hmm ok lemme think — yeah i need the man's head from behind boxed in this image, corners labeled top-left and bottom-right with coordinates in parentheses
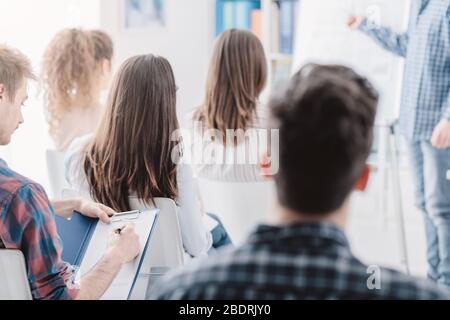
top-left (270, 64), bottom-right (378, 217)
top-left (0, 44), bottom-right (36, 145)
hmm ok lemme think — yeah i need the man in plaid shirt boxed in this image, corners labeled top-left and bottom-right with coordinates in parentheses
top-left (151, 65), bottom-right (450, 300)
top-left (348, 0), bottom-right (450, 287)
top-left (0, 44), bottom-right (141, 300)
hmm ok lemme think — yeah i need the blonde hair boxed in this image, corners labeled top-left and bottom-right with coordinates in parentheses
top-left (0, 44), bottom-right (36, 101)
top-left (195, 29), bottom-right (267, 136)
top-left (42, 29), bottom-right (113, 138)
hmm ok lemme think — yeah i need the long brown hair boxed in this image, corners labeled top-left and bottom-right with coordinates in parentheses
top-left (42, 28), bottom-right (113, 138)
top-left (83, 54), bottom-right (179, 212)
top-left (195, 29), bottom-right (267, 135)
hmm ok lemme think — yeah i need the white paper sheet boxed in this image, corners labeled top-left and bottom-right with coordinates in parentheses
top-left (78, 209), bottom-right (158, 300)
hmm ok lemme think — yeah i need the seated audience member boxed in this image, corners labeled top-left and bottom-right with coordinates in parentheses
top-left (65, 54), bottom-right (231, 257)
top-left (0, 44), bottom-right (140, 300)
top-left (42, 29), bottom-right (114, 152)
top-left (192, 29), bottom-right (269, 182)
top-left (151, 64), bottom-right (450, 300)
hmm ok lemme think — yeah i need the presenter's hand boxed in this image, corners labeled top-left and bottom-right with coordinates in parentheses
top-left (431, 120), bottom-right (450, 149)
top-left (107, 222), bottom-right (140, 264)
top-left (347, 15), bottom-right (364, 30)
top-left (78, 199), bottom-right (116, 224)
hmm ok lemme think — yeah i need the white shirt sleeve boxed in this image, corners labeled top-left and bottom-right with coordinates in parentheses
top-left (65, 138), bottom-right (213, 257)
top-left (64, 134), bottom-right (93, 198)
top-left (176, 164), bottom-right (213, 257)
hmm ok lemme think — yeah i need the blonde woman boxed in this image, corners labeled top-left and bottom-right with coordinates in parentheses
top-left (42, 29), bottom-right (114, 152)
top-left (193, 29), bottom-right (269, 182)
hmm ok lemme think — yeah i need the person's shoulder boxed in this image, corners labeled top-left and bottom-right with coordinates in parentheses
top-left (150, 244), bottom-right (450, 300)
top-left (150, 245), bottom-right (243, 299)
top-left (64, 134), bottom-right (93, 173)
top-left (347, 254), bottom-right (449, 299)
top-left (176, 162), bottom-right (195, 182)
top-left (64, 134), bottom-right (94, 195)
top-left (376, 267), bottom-right (450, 300)
top-left (66, 134), bottom-right (93, 160)
top-left (0, 171), bottom-right (50, 222)
top-left (0, 160), bottom-right (44, 203)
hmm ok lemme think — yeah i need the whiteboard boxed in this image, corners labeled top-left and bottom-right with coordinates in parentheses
top-left (292, 0), bottom-right (411, 121)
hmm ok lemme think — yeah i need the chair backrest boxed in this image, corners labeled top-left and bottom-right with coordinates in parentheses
top-left (46, 149), bottom-right (68, 199)
top-left (128, 197), bottom-right (185, 272)
top-left (0, 250), bottom-right (32, 300)
top-left (197, 179), bottom-right (277, 244)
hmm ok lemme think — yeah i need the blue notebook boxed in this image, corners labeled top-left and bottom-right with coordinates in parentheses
top-left (55, 212), bottom-right (98, 266)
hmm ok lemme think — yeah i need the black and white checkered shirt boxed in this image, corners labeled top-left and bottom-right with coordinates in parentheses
top-left (151, 222), bottom-right (450, 300)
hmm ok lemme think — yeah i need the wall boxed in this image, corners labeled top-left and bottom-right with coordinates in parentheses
top-left (99, 0), bottom-right (214, 127)
top-left (0, 0), bottom-right (412, 189)
top-left (0, 0), bottom-right (215, 192)
top-left (0, 0), bottom-right (101, 190)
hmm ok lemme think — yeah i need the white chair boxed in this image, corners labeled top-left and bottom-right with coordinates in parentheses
top-left (128, 197), bottom-right (185, 299)
top-left (46, 149), bottom-right (68, 199)
top-left (0, 250), bottom-right (32, 300)
top-left (128, 197), bottom-right (185, 270)
top-left (197, 179), bottom-right (277, 244)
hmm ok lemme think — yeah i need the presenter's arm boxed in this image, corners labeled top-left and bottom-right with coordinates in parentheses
top-left (75, 222), bottom-right (140, 300)
top-left (435, 79), bottom-right (450, 149)
top-left (347, 15), bottom-right (409, 58)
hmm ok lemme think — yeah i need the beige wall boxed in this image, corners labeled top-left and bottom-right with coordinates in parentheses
top-left (0, 0), bottom-right (101, 189)
top-left (99, 0), bottom-right (215, 127)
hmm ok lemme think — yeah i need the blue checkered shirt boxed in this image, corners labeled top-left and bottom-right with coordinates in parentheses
top-left (359, 0), bottom-right (450, 141)
top-left (150, 222), bottom-right (450, 300)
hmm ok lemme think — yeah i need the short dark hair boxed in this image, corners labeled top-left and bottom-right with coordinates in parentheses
top-left (270, 64), bottom-right (378, 214)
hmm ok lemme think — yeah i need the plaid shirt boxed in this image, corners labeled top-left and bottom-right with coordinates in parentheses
top-left (151, 222), bottom-right (450, 300)
top-left (0, 159), bottom-right (78, 300)
top-left (359, 0), bottom-right (450, 141)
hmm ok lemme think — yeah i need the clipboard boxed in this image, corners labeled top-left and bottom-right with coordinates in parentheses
top-left (111, 210), bottom-right (141, 221)
top-left (56, 209), bottom-right (159, 300)
top-left (55, 212), bottom-right (98, 266)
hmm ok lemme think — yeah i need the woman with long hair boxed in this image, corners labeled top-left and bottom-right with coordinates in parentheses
top-left (193, 29), bottom-right (269, 182)
top-left (65, 54), bottom-right (221, 257)
top-left (42, 29), bottom-right (114, 151)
